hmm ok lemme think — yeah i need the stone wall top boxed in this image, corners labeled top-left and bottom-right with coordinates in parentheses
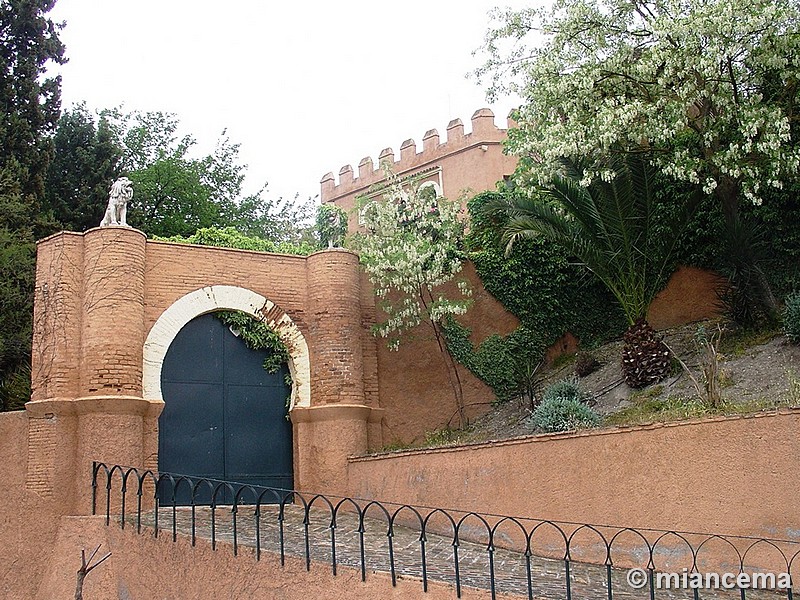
top-left (321, 108), bottom-right (513, 203)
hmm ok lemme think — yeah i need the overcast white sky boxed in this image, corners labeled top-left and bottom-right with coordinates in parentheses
top-left (49, 1), bottom-right (527, 206)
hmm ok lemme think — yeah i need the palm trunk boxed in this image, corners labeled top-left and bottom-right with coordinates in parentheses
top-left (716, 176), bottom-right (779, 318)
top-left (621, 318), bottom-right (670, 388)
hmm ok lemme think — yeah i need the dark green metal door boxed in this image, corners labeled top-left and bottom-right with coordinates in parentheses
top-left (158, 313), bottom-right (292, 501)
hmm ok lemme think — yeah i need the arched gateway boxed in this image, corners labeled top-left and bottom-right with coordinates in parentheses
top-left (29, 228), bottom-right (381, 507)
top-left (142, 286), bottom-right (309, 495)
top-left (142, 285), bottom-right (311, 409)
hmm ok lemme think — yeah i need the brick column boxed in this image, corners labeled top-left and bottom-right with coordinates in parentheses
top-left (305, 248), bottom-right (365, 405)
top-left (292, 249), bottom-right (379, 494)
top-left (27, 227), bottom-right (162, 514)
top-left (79, 226), bottom-right (146, 397)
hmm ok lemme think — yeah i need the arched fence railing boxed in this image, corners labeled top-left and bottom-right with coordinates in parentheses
top-left (93, 462), bottom-right (799, 600)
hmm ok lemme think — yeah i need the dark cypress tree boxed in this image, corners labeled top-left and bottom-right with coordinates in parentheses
top-left (43, 104), bottom-right (122, 231)
top-left (0, 0), bottom-right (65, 410)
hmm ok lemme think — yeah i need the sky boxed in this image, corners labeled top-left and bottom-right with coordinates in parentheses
top-left (48, 1), bottom-right (528, 206)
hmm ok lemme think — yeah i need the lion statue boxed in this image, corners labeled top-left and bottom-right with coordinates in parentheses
top-left (100, 177), bottom-right (133, 227)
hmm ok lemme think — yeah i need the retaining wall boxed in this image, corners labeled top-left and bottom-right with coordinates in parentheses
top-left (348, 409), bottom-right (800, 540)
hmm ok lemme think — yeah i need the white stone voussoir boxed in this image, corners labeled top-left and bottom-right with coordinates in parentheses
top-left (142, 285), bottom-right (310, 409)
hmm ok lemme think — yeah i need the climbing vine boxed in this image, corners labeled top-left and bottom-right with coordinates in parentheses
top-left (214, 310), bottom-right (290, 375)
top-left (442, 190), bottom-right (627, 403)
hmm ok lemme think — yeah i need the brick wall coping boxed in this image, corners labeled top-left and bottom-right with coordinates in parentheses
top-left (36, 229), bottom-right (358, 263)
top-left (349, 407), bottom-right (800, 463)
top-left (37, 226), bottom-right (147, 245)
top-left (26, 396), bottom-right (163, 418)
top-left (307, 247), bottom-right (360, 260)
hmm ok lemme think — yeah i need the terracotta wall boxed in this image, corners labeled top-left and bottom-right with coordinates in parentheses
top-left (347, 409), bottom-right (800, 541)
top-left (375, 261), bottom-right (519, 444)
top-left (321, 109), bottom-right (517, 231)
top-left (0, 412), bottom-right (62, 600)
top-left (648, 266), bottom-right (726, 330)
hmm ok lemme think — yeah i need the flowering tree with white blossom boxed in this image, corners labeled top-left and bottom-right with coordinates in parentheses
top-left (355, 174), bottom-right (472, 426)
top-left (475, 0), bottom-right (800, 311)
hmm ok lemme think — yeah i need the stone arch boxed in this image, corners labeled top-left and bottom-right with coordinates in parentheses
top-left (142, 285), bottom-right (311, 409)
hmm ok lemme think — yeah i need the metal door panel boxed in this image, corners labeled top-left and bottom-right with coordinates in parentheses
top-left (160, 313), bottom-right (223, 384)
top-left (159, 312), bottom-right (293, 505)
top-left (224, 381), bottom-right (293, 491)
top-left (159, 381), bottom-right (225, 478)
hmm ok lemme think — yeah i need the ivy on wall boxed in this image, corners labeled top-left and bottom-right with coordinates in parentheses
top-left (215, 310), bottom-right (290, 376)
top-left (443, 190), bottom-right (628, 403)
top-left (444, 319), bottom-right (545, 403)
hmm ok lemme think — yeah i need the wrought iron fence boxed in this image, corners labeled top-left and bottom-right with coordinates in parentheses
top-left (93, 462), bottom-right (798, 600)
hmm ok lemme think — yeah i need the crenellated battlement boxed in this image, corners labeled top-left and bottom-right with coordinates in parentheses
top-left (321, 108), bottom-right (514, 203)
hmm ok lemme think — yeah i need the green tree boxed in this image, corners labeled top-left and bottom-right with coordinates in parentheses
top-left (0, 0), bottom-right (65, 411)
top-left (42, 103), bottom-right (122, 231)
top-left (486, 153), bottom-right (697, 387)
top-left (99, 108), bottom-right (315, 241)
top-left (475, 0), bottom-right (800, 314)
top-left (354, 173), bottom-right (472, 426)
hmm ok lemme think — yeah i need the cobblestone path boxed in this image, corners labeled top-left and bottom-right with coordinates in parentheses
top-left (128, 505), bottom-right (781, 600)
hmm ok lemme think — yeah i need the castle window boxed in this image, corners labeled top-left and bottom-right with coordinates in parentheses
top-left (417, 181), bottom-right (442, 200)
top-left (358, 201), bottom-right (378, 226)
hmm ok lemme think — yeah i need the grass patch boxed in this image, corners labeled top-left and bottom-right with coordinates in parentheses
top-left (604, 395), bottom-right (711, 426)
top-left (424, 425), bottom-right (474, 447)
top-left (719, 325), bottom-right (781, 357)
top-left (605, 393), bottom-right (796, 428)
top-left (377, 439), bottom-right (417, 453)
top-left (789, 370), bottom-right (800, 404)
top-left (549, 352), bottom-right (577, 371)
top-left (375, 424), bottom-right (477, 454)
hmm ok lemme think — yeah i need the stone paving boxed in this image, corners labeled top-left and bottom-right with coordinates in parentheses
top-left (126, 505), bottom-right (783, 600)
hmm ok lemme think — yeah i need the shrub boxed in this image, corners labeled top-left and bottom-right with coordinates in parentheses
top-left (529, 396), bottom-right (600, 433)
top-left (528, 378), bottom-right (599, 432)
top-left (541, 377), bottom-right (593, 404)
top-left (784, 292), bottom-right (800, 344)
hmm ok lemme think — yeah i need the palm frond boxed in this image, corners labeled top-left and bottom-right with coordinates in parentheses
top-left (495, 151), bottom-right (697, 324)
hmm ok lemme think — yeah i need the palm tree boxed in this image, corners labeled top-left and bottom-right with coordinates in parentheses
top-left (489, 153), bottom-right (698, 387)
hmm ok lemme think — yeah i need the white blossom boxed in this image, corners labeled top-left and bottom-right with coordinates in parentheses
top-left (353, 172), bottom-right (472, 349)
top-left (474, 0), bottom-right (800, 204)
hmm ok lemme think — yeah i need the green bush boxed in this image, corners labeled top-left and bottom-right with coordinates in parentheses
top-left (784, 292), bottom-right (800, 344)
top-left (529, 396), bottom-right (600, 433)
top-left (154, 226), bottom-right (316, 255)
top-left (542, 376), bottom-right (593, 404)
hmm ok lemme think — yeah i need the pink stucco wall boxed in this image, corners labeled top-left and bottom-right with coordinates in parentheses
top-left (347, 409), bottom-right (800, 541)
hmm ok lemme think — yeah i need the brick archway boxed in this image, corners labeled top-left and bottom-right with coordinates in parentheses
top-left (142, 285), bottom-right (311, 409)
